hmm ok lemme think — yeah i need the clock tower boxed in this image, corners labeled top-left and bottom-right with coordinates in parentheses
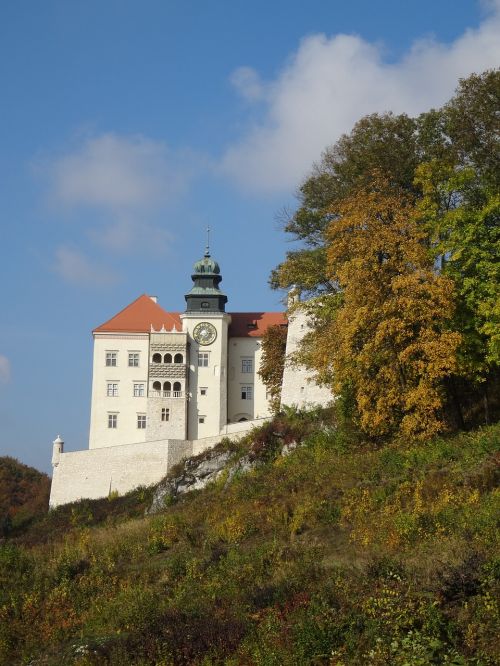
top-left (181, 240), bottom-right (230, 439)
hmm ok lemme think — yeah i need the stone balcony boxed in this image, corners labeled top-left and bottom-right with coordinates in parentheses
top-left (150, 390), bottom-right (185, 399)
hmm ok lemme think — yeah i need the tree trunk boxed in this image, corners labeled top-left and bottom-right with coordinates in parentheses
top-left (483, 384), bottom-right (490, 425)
top-left (447, 376), bottom-right (466, 430)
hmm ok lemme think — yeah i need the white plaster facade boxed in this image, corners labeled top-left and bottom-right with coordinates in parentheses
top-left (89, 333), bottom-right (150, 448)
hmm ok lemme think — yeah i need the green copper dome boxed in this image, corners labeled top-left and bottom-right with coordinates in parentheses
top-left (193, 249), bottom-right (221, 275)
top-left (185, 245), bottom-right (228, 313)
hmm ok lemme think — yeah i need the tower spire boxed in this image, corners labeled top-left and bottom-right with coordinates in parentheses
top-left (205, 225), bottom-right (211, 257)
top-left (185, 231), bottom-right (227, 313)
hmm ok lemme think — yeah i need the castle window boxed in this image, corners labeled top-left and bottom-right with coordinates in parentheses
top-left (200, 387), bottom-right (207, 396)
top-left (241, 385), bottom-right (253, 400)
top-left (198, 416), bottom-right (205, 424)
top-left (133, 383), bottom-right (145, 397)
top-left (152, 353), bottom-right (162, 364)
top-left (152, 381), bottom-right (161, 391)
top-left (161, 408), bottom-right (170, 422)
top-left (128, 352), bottom-right (139, 367)
top-left (241, 358), bottom-right (253, 373)
top-left (105, 352), bottom-right (117, 367)
top-left (173, 382), bottom-right (181, 394)
top-left (201, 302), bottom-right (209, 308)
top-left (108, 414), bottom-right (117, 428)
top-left (174, 353), bottom-right (183, 364)
top-left (164, 353), bottom-right (172, 363)
top-left (137, 414), bottom-right (146, 429)
top-left (107, 383), bottom-right (119, 397)
top-left (198, 352), bottom-right (209, 367)
top-left (163, 381), bottom-right (171, 392)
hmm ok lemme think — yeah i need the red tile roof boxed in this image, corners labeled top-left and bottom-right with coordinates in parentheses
top-left (93, 294), bottom-right (181, 333)
top-left (93, 295), bottom-right (287, 337)
top-left (228, 312), bottom-right (287, 337)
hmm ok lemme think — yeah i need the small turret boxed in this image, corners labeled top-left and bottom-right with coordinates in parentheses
top-left (52, 435), bottom-right (64, 467)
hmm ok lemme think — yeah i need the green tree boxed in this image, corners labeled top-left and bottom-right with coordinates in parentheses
top-left (273, 69), bottom-right (500, 430)
top-left (258, 324), bottom-right (288, 413)
top-left (415, 70), bottom-right (500, 380)
top-left (416, 163), bottom-right (500, 374)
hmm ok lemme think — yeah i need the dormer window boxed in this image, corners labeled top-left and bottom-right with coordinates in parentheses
top-left (247, 322), bottom-right (257, 330)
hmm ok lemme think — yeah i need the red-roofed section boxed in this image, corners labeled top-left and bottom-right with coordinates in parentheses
top-left (93, 294), bottom-right (181, 333)
top-left (228, 312), bottom-right (287, 337)
top-left (93, 296), bottom-right (286, 337)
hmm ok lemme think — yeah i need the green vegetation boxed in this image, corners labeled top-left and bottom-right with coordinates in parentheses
top-left (0, 457), bottom-right (50, 537)
top-left (1, 410), bottom-right (499, 664)
top-left (258, 323), bottom-right (288, 414)
top-left (272, 70), bottom-right (499, 436)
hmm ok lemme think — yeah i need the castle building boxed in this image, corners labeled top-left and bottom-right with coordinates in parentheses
top-left (49, 247), bottom-right (331, 507)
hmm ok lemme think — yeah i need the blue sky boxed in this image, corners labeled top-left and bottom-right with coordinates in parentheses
top-left (1, 0), bottom-right (499, 472)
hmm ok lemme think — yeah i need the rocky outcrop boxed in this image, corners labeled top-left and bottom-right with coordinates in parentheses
top-left (148, 448), bottom-right (250, 513)
top-left (148, 438), bottom-right (299, 514)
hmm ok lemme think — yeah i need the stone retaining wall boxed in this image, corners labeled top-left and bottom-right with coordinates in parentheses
top-left (49, 417), bottom-right (268, 507)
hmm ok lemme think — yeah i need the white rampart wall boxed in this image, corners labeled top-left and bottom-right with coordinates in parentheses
top-left (280, 307), bottom-right (333, 409)
top-left (50, 417), bottom-right (268, 507)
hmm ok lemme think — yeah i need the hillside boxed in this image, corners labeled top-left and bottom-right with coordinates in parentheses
top-left (0, 411), bottom-right (499, 665)
top-left (0, 457), bottom-right (50, 536)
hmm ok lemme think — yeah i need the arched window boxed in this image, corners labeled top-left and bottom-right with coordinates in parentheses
top-left (173, 381), bottom-right (181, 393)
top-left (164, 353), bottom-right (172, 364)
top-left (174, 353), bottom-right (183, 364)
top-left (238, 417), bottom-right (248, 422)
top-left (152, 381), bottom-right (161, 391)
top-left (163, 381), bottom-right (171, 392)
top-left (152, 353), bottom-right (162, 364)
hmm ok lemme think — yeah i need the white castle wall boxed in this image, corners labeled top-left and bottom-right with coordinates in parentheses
top-left (49, 417), bottom-right (268, 507)
top-left (89, 333), bottom-right (150, 449)
top-left (227, 337), bottom-right (271, 422)
top-left (280, 306), bottom-right (333, 410)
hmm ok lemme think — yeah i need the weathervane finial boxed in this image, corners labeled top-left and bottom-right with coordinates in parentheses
top-left (205, 225), bottom-right (211, 257)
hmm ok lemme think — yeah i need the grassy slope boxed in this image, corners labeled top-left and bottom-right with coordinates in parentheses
top-left (0, 413), bottom-right (499, 665)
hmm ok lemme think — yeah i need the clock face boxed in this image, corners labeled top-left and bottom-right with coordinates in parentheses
top-left (193, 322), bottom-right (217, 346)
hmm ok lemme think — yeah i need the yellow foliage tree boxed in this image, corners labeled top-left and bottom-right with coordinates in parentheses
top-left (315, 178), bottom-right (461, 439)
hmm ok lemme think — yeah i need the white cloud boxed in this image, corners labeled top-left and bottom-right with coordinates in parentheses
top-left (53, 246), bottom-right (120, 286)
top-left (230, 66), bottom-right (265, 102)
top-left (0, 356), bottom-right (11, 384)
top-left (222, 2), bottom-right (500, 193)
top-left (42, 133), bottom-right (194, 253)
top-left (52, 133), bottom-right (185, 211)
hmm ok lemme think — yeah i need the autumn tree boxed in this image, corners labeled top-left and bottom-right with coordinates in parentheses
top-left (258, 324), bottom-right (288, 413)
top-left (305, 179), bottom-right (461, 439)
top-left (270, 112), bottom-right (421, 296)
top-left (273, 69), bottom-right (499, 431)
